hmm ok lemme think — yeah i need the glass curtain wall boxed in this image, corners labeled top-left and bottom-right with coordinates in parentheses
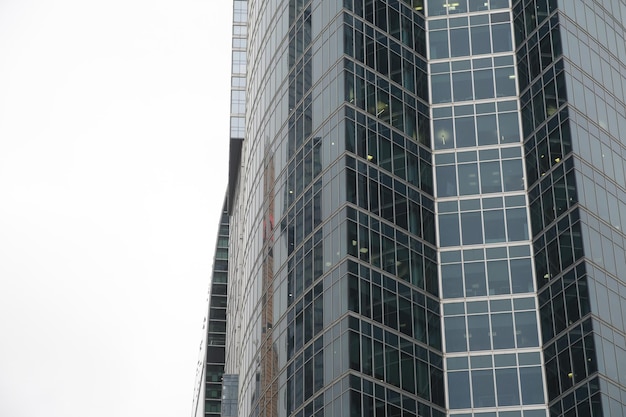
top-left (428, 1), bottom-right (549, 417)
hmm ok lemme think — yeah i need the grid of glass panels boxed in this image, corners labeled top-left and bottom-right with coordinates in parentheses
top-left (513, 0), bottom-right (626, 416)
top-left (427, 2), bottom-right (548, 416)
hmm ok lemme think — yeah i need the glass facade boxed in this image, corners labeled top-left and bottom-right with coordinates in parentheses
top-left (514, 0), bottom-right (626, 416)
top-left (212, 0), bottom-right (626, 417)
top-left (192, 197), bottom-right (231, 417)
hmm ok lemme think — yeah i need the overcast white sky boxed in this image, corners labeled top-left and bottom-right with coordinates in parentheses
top-left (0, 1), bottom-right (232, 416)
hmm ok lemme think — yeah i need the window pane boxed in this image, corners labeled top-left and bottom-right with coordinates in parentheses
top-left (473, 69), bottom-right (495, 99)
top-left (498, 112), bottom-right (520, 143)
top-left (476, 114), bottom-right (498, 145)
top-left (515, 311), bottom-right (539, 347)
top-left (510, 258), bottom-right (533, 293)
top-left (431, 74), bottom-right (452, 104)
top-left (448, 371), bottom-right (472, 408)
top-left (458, 163), bottom-right (480, 195)
top-left (429, 30), bottom-right (449, 58)
top-left (487, 260), bottom-right (510, 294)
top-left (502, 159), bottom-right (524, 191)
top-left (448, 0), bottom-right (467, 14)
top-left (471, 26), bottom-right (491, 55)
top-left (491, 23), bottom-right (512, 53)
top-left (453, 71), bottom-right (473, 101)
top-left (519, 367), bottom-right (545, 404)
top-left (439, 214), bottom-right (461, 246)
top-left (468, 315), bottom-right (491, 350)
top-left (495, 67), bottom-right (517, 97)
top-left (491, 313), bottom-right (515, 349)
top-left (480, 161), bottom-right (502, 193)
top-left (445, 316), bottom-right (467, 352)
top-left (437, 165), bottom-right (457, 197)
top-left (461, 211), bottom-right (483, 245)
top-left (496, 368), bottom-right (520, 406)
top-left (450, 28), bottom-right (470, 57)
top-left (483, 209), bottom-right (506, 243)
top-left (465, 262), bottom-right (487, 296)
top-left (506, 208), bottom-right (528, 241)
top-left (455, 116), bottom-right (476, 147)
top-left (468, 0), bottom-right (488, 11)
top-left (428, 0), bottom-right (449, 16)
top-left (472, 369), bottom-right (496, 407)
top-left (433, 118), bottom-right (454, 149)
top-left (442, 263), bottom-right (464, 298)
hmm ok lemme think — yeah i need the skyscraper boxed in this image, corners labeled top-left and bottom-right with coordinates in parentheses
top-left (192, 197), bottom-right (230, 417)
top-left (196, 0), bottom-right (626, 416)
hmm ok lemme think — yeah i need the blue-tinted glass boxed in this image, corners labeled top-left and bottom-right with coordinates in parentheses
top-left (433, 118), bottom-right (454, 148)
top-left (480, 161), bottom-right (502, 193)
top-left (490, 0), bottom-right (509, 8)
top-left (448, 371), bottom-right (472, 408)
top-left (495, 67), bottom-right (517, 97)
top-left (439, 214), bottom-right (461, 246)
top-left (515, 312), bottom-right (539, 347)
top-left (461, 212), bottom-right (483, 245)
top-left (465, 262), bottom-right (487, 296)
top-left (487, 260), bottom-right (510, 295)
top-left (445, 316), bottom-right (467, 352)
top-left (473, 69), bottom-right (495, 100)
top-left (498, 112), bottom-right (520, 143)
top-left (510, 258), bottom-right (533, 293)
top-left (491, 23), bottom-right (512, 53)
top-left (458, 163), bottom-right (480, 195)
top-left (429, 30), bottom-right (449, 58)
top-left (519, 367), bottom-right (544, 404)
top-left (496, 368), bottom-right (520, 406)
top-left (431, 74), bottom-right (452, 104)
top-left (453, 71), bottom-right (473, 102)
top-left (491, 313), bottom-right (515, 349)
top-left (506, 208), bottom-right (528, 241)
top-left (450, 28), bottom-right (470, 57)
top-left (442, 263), bottom-right (464, 298)
top-left (468, 314), bottom-right (491, 350)
top-left (483, 209), bottom-right (506, 243)
top-left (472, 369), bottom-right (496, 407)
top-left (468, 0), bottom-right (488, 11)
top-left (476, 114), bottom-right (498, 145)
top-left (502, 159), bottom-right (524, 191)
top-left (471, 26), bottom-right (491, 55)
top-left (437, 165), bottom-right (457, 197)
top-left (448, 0), bottom-right (467, 14)
top-left (455, 116), bottom-right (476, 147)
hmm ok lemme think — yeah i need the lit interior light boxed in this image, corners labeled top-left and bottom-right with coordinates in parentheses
top-left (555, 157), bottom-right (561, 163)
top-left (543, 273), bottom-right (550, 279)
top-left (443, 2), bottom-right (460, 9)
top-left (352, 240), bottom-right (357, 246)
top-left (289, 190), bottom-right (293, 194)
top-left (360, 248), bottom-right (369, 253)
top-left (508, 74), bottom-right (516, 79)
top-left (567, 372), bottom-right (573, 378)
top-left (376, 102), bottom-right (388, 116)
top-left (367, 155), bottom-right (374, 161)
top-left (437, 128), bottom-right (450, 145)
